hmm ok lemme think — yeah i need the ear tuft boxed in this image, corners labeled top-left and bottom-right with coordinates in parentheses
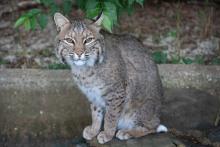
top-left (54, 12), bottom-right (70, 31)
top-left (91, 13), bottom-right (104, 32)
top-left (93, 12), bottom-right (104, 27)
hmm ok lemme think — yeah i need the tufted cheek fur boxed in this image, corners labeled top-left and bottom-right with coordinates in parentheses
top-left (55, 41), bottom-right (68, 64)
top-left (86, 39), bottom-right (105, 65)
top-left (56, 37), bottom-right (105, 67)
top-left (54, 12), bottom-right (104, 66)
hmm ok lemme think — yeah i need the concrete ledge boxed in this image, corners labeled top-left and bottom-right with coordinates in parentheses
top-left (1, 64), bottom-right (220, 97)
top-left (0, 64), bottom-right (219, 143)
top-left (0, 69), bottom-right (73, 90)
top-left (158, 64), bottom-right (220, 97)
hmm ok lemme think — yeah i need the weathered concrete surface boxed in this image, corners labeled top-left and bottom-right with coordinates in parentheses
top-left (158, 64), bottom-right (220, 98)
top-left (0, 134), bottom-right (186, 147)
top-left (1, 64), bottom-right (220, 97)
top-left (0, 69), bottom-right (91, 140)
top-left (88, 134), bottom-right (185, 147)
top-left (161, 88), bottom-right (219, 130)
top-left (0, 65), bottom-right (220, 146)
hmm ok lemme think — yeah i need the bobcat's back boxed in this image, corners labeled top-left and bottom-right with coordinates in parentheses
top-left (103, 32), bottom-right (163, 102)
top-left (102, 33), bottom-right (163, 126)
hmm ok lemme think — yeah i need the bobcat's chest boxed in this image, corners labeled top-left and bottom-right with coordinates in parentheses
top-left (78, 84), bottom-right (105, 107)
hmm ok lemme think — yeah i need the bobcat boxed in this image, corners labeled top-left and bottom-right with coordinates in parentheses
top-left (54, 13), bottom-right (167, 144)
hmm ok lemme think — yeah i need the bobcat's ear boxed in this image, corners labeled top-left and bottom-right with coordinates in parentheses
top-left (90, 12), bottom-right (104, 32)
top-left (54, 12), bottom-right (70, 32)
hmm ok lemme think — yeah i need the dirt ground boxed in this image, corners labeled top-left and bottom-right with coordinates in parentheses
top-left (0, 0), bottom-right (220, 68)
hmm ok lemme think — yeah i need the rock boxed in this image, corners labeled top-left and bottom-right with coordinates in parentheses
top-left (208, 127), bottom-right (220, 142)
top-left (0, 21), bottom-right (10, 29)
top-left (180, 37), bottom-right (220, 59)
top-left (162, 88), bottom-right (220, 131)
top-left (196, 38), bottom-right (219, 55)
top-left (88, 134), bottom-right (185, 147)
top-left (3, 55), bottom-right (17, 63)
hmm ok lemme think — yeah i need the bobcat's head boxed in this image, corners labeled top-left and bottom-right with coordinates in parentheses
top-left (54, 13), bottom-right (105, 67)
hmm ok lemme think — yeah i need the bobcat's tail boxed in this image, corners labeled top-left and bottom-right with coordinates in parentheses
top-left (156, 124), bottom-right (168, 133)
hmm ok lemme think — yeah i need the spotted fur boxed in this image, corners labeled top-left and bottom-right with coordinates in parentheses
top-left (54, 13), bottom-right (167, 144)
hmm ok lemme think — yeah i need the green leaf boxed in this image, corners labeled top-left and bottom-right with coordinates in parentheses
top-left (102, 14), bottom-right (113, 32)
top-left (113, 0), bottom-right (123, 7)
top-left (103, 2), bottom-right (117, 24)
top-left (49, 4), bottom-right (59, 15)
top-left (161, 52), bottom-right (167, 63)
top-left (40, 0), bottom-right (54, 7)
top-left (182, 58), bottom-right (193, 64)
top-left (30, 17), bottom-right (37, 30)
top-left (128, 0), bottom-right (135, 5)
top-left (14, 16), bottom-right (27, 28)
top-left (152, 51), bottom-right (167, 64)
top-left (135, 0), bottom-right (144, 6)
top-left (0, 58), bottom-right (9, 65)
top-left (29, 8), bottom-right (41, 15)
top-left (152, 52), bottom-right (161, 63)
top-left (37, 14), bottom-right (48, 29)
top-left (14, 8), bottom-right (41, 30)
top-left (102, 2), bottom-right (119, 32)
top-left (167, 30), bottom-right (177, 38)
top-left (76, 0), bottom-right (87, 10)
top-left (194, 55), bottom-right (205, 64)
top-left (47, 63), bottom-right (70, 69)
top-left (171, 56), bottom-right (181, 64)
top-left (63, 0), bottom-right (73, 15)
top-left (211, 57), bottom-right (220, 65)
top-left (85, 0), bottom-right (101, 18)
top-left (24, 19), bottom-right (31, 31)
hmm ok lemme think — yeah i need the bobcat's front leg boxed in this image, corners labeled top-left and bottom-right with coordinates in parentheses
top-left (97, 94), bottom-right (124, 144)
top-left (83, 104), bottom-right (103, 140)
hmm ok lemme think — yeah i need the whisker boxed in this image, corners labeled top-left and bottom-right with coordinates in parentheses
top-left (68, 53), bottom-right (74, 56)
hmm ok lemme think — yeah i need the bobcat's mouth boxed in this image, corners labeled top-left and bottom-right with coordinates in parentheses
top-left (73, 60), bottom-right (86, 66)
top-left (68, 53), bottom-right (88, 66)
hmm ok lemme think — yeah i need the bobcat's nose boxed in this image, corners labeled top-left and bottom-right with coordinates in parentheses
top-left (75, 49), bottom-right (84, 57)
top-left (73, 52), bottom-right (85, 60)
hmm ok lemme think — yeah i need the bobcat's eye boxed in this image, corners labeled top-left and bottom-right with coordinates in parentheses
top-left (84, 37), bottom-right (94, 44)
top-left (64, 38), bottom-right (75, 45)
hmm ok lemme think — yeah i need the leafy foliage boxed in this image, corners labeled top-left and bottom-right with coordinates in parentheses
top-left (182, 58), bottom-right (193, 64)
top-left (0, 58), bottom-right (9, 65)
top-left (167, 30), bottom-right (177, 38)
top-left (14, 0), bottom-right (145, 32)
top-left (151, 51), bottom-right (218, 65)
top-left (152, 51), bottom-right (168, 64)
top-left (211, 57), bottom-right (220, 65)
top-left (14, 8), bottom-right (46, 30)
top-left (47, 63), bottom-right (70, 69)
top-left (194, 55), bottom-right (205, 64)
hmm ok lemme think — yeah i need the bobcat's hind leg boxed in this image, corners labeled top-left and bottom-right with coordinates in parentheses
top-left (116, 111), bottom-right (161, 140)
top-left (83, 104), bottom-right (103, 140)
top-left (116, 126), bottom-right (155, 140)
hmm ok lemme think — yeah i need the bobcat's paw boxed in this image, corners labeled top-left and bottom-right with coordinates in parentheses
top-left (97, 131), bottom-right (114, 144)
top-left (116, 130), bottom-right (132, 140)
top-left (83, 126), bottom-right (99, 140)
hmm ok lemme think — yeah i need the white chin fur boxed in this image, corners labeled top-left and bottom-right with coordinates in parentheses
top-left (74, 60), bottom-right (86, 66)
top-left (156, 124), bottom-right (168, 133)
